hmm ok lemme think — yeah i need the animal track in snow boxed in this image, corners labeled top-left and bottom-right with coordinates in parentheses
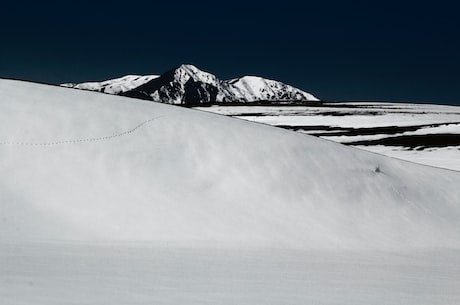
top-left (0, 116), bottom-right (166, 147)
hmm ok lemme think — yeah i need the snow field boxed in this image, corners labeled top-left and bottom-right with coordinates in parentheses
top-left (2, 79), bottom-right (460, 304)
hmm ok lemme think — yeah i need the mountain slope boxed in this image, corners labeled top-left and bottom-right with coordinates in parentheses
top-left (1, 79), bottom-right (460, 249)
top-left (62, 64), bottom-right (319, 104)
top-left (62, 74), bottom-right (159, 94)
top-left (223, 75), bottom-right (317, 102)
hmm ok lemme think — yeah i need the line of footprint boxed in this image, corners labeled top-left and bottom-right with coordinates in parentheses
top-left (0, 116), bottom-right (164, 146)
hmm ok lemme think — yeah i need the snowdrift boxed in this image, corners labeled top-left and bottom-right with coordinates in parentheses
top-left (1, 79), bottom-right (460, 249)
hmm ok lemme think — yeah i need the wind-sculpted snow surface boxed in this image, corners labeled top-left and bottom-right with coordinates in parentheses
top-left (1, 79), bottom-right (460, 249)
top-left (2, 79), bottom-right (460, 305)
top-left (2, 243), bottom-right (459, 305)
top-left (0, 116), bottom-right (165, 146)
top-left (198, 103), bottom-right (460, 171)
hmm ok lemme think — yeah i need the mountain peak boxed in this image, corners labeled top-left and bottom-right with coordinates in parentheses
top-left (178, 63), bottom-right (200, 71)
top-left (172, 64), bottom-right (219, 86)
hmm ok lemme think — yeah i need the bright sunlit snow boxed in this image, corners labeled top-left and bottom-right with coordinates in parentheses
top-left (62, 74), bottom-right (159, 94)
top-left (196, 103), bottom-right (460, 171)
top-left (1, 79), bottom-right (460, 304)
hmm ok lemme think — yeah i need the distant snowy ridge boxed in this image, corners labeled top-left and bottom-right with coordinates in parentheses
top-left (62, 64), bottom-right (319, 104)
top-left (61, 74), bottom-right (159, 95)
top-left (224, 75), bottom-right (317, 103)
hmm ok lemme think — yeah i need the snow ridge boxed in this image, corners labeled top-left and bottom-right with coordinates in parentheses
top-left (62, 74), bottom-right (159, 95)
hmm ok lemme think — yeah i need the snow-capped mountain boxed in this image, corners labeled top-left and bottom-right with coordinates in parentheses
top-left (123, 64), bottom-right (222, 104)
top-left (61, 74), bottom-right (159, 95)
top-left (62, 64), bottom-right (319, 104)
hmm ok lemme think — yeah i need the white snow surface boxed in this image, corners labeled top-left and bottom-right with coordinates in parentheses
top-left (214, 107), bottom-right (460, 128)
top-left (324, 123), bottom-right (460, 144)
top-left (176, 64), bottom-right (220, 85)
top-left (62, 74), bottom-right (159, 94)
top-left (222, 75), bottom-right (319, 102)
top-left (407, 123), bottom-right (460, 135)
top-left (1, 79), bottom-right (460, 248)
top-left (2, 80), bottom-right (460, 304)
top-left (358, 145), bottom-right (460, 171)
top-left (0, 80), bottom-right (460, 248)
top-left (2, 242), bottom-right (459, 305)
top-left (196, 104), bottom-right (460, 171)
top-left (195, 103), bottom-right (460, 127)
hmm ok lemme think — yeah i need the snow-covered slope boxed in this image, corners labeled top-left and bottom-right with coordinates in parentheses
top-left (62, 74), bottom-right (159, 95)
top-left (197, 103), bottom-right (460, 171)
top-left (62, 64), bottom-right (319, 104)
top-left (3, 79), bottom-right (460, 305)
top-left (223, 75), bottom-right (318, 102)
top-left (1, 79), bottom-right (460, 249)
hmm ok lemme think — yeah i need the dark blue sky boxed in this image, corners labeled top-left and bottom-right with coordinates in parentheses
top-left (1, 1), bottom-right (459, 104)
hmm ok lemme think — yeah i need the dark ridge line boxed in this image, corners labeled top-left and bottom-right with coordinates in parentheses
top-left (192, 101), bottom-right (460, 109)
top-left (276, 125), bottom-right (346, 132)
top-left (232, 111), bottom-right (385, 117)
top-left (189, 101), bottom-right (394, 108)
top-left (325, 100), bottom-right (460, 108)
top-left (346, 134), bottom-right (460, 150)
top-left (277, 122), bottom-right (460, 137)
top-left (186, 100), bottom-right (325, 107)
